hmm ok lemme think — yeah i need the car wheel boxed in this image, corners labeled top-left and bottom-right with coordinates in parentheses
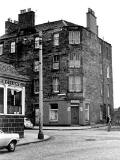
top-left (7, 141), bottom-right (16, 152)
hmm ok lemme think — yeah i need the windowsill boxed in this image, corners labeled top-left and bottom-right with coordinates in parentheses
top-left (49, 120), bottom-right (58, 122)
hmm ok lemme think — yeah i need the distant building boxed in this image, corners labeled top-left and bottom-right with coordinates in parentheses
top-left (0, 8), bottom-right (114, 125)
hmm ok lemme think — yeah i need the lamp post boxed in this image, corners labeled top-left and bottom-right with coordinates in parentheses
top-left (38, 31), bottom-right (44, 139)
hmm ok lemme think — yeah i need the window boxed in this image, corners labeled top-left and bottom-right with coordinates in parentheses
top-left (69, 76), bottom-right (81, 92)
top-left (53, 55), bottom-right (59, 70)
top-left (100, 64), bottom-right (102, 75)
top-left (49, 104), bottom-right (58, 121)
top-left (69, 31), bottom-right (80, 44)
top-left (107, 105), bottom-right (110, 116)
top-left (107, 66), bottom-right (110, 78)
top-left (35, 37), bottom-right (39, 49)
top-left (69, 53), bottom-right (81, 68)
top-left (7, 88), bottom-right (22, 114)
top-left (53, 33), bottom-right (59, 46)
top-left (106, 47), bottom-right (109, 59)
top-left (34, 61), bottom-right (39, 72)
top-left (85, 103), bottom-right (89, 121)
top-left (0, 87), bottom-right (4, 113)
top-left (53, 78), bottom-right (59, 93)
top-left (0, 44), bottom-right (3, 55)
top-left (100, 106), bottom-right (103, 120)
top-left (11, 42), bottom-right (15, 53)
top-left (34, 79), bottom-right (39, 94)
top-left (100, 85), bottom-right (103, 96)
top-left (107, 85), bottom-right (110, 98)
top-left (99, 44), bottom-right (101, 53)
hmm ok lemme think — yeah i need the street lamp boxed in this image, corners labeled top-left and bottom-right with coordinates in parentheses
top-left (38, 31), bottom-right (44, 139)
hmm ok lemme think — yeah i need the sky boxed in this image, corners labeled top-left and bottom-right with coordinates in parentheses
top-left (0, 0), bottom-right (119, 108)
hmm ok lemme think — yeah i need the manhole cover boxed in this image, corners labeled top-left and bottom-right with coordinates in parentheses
top-left (85, 138), bottom-right (96, 141)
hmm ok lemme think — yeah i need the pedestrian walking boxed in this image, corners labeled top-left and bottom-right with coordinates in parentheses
top-left (107, 115), bottom-right (111, 132)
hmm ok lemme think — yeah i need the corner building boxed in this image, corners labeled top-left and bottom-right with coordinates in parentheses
top-left (0, 8), bottom-right (114, 126)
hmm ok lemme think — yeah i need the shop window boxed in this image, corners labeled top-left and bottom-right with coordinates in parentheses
top-left (0, 87), bottom-right (4, 113)
top-left (49, 104), bottom-right (58, 121)
top-left (69, 76), bottom-right (81, 92)
top-left (85, 103), bottom-right (89, 121)
top-left (7, 88), bottom-right (22, 114)
top-left (0, 44), bottom-right (3, 55)
top-left (69, 53), bottom-right (81, 68)
top-left (53, 55), bottom-right (59, 70)
top-left (53, 33), bottom-right (59, 46)
top-left (34, 61), bottom-right (39, 72)
top-left (52, 78), bottom-right (59, 93)
top-left (11, 42), bottom-right (15, 53)
top-left (34, 79), bottom-right (39, 94)
top-left (35, 37), bottom-right (39, 49)
top-left (69, 31), bottom-right (80, 44)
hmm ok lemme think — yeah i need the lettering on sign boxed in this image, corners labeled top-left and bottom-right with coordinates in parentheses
top-left (0, 79), bottom-right (24, 87)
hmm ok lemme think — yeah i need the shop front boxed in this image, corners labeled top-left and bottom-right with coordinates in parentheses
top-left (0, 62), bottom-right (28, 138)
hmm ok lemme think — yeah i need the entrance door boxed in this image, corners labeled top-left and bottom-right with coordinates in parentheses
top-left (71, 106), bottom-right (79, 125)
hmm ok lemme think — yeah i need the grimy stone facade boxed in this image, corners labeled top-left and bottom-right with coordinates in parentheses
top-left (0, 8), bottom-right (113, 126)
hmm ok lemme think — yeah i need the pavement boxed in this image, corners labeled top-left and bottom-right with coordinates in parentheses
top-left (17, 124), bottom-right (106, 146)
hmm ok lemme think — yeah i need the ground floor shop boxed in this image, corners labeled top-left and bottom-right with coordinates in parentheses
top-left (0, 62), bottom-right (28, 138)
top-left (34, 97), bottom-right (113, 126)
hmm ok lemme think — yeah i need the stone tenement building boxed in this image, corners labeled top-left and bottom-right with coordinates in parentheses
top-left (0, 8), bottom-right (113, 125)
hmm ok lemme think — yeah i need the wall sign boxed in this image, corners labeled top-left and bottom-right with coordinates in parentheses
top-left (0, 79), bottom-right (24, 87)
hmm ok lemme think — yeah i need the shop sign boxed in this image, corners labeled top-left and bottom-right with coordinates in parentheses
top-left (0, 79), bottom-right (24, 87)
top-left (71, 100), bottom-right (79, 103)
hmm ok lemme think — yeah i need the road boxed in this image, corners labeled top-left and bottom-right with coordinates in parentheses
top-left (1, 128), bottom-right (120, 160)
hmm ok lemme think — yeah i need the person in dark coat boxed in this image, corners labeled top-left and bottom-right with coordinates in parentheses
top-left (107, 115), bottom-right (111, 132)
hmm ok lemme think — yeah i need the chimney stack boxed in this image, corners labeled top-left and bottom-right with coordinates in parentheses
top-left (86, 8), bottom-right (98, 35)
top-left (18, 8), bottom-right (35, 29)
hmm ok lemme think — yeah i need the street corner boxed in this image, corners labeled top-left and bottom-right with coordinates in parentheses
top-left (17, 134), bottom-right (51, 146)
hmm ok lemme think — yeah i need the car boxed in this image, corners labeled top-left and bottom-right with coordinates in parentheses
top-left (0, 130), bottom-right (19, 152)
top-left (24, 117), bottom-right (34, 129)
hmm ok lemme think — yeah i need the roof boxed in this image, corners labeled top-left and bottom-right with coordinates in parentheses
top-left (36, 20), bottom-right (78, 31)
top-left (0, 20), bottom-right (78, 40)
top-left (0, 62), bottom-right (29, 81)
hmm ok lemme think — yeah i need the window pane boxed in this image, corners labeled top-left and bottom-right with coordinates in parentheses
top-left (53, 78), bottom-right (59, 92)
top-left (69, 31), bottom-right (80, 44)
top-left (34, 61), bottom-right (39, 72)
top-left (50, 104), bottom-right (58, 121)
top-left (0, 87), bottom-right (4, 113)
top-left (11, 42), bottom-right (15, 53)
top-left (7, 88), bottom-right (22, 114)
top-left (85, 104), bottom-right (89, 121)
top-left (54, 33), bottom-right (59, 46)
top-left (35, 37), bottom-right (39, 49)
top-left (0, 44), bottom-right (3, 55)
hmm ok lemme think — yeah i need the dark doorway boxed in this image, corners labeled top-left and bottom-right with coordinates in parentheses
top-left (71, 106), bottom-right (79, 125)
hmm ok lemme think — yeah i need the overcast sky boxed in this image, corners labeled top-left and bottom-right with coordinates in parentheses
top-left (0, 0), bottom-right (119, 108)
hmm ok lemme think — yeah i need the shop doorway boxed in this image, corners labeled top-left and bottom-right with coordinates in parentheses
top-left (71, 106), bottom-right (79, 125)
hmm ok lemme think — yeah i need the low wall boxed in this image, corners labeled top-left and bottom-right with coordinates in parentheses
top-left (0, 115), bottom-right (24, 138)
